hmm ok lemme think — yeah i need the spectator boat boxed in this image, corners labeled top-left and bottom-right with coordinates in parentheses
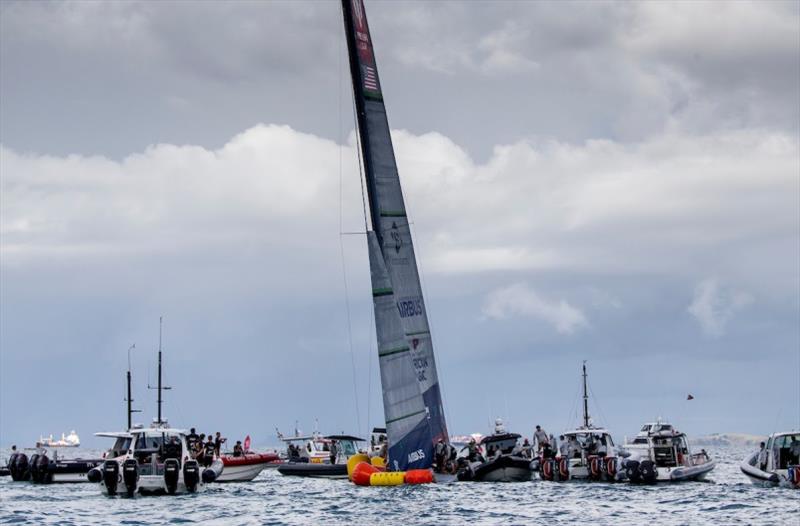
top-left (740, 431), bottom-right (800, 488)
top-left (277, 433), bottom-right (365, 479)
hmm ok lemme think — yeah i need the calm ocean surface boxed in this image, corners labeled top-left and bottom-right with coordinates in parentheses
top-left (1, 445), bottom-right (797, 525)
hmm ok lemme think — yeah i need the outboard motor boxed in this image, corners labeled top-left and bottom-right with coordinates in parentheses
top-left (87, 466), bottom-right (103, 483)
top-left (122, 458), bottom-right (139, 497)
top-left (639, 460), bottom-right (657, 484)
top-left (28, 454), bottom-right (42, 483)
top-left (605, 457), bottom-right (618, 481)
top-left (164, 458), bottom-right (180, 495)
top-left (624, 460), bottom-right (641, 483)
top-left (102, 460), bottom-right (120, 495)
top-left (184, 460), bottom-right (200, 492)
top-left (557, 457), bottom-right (569, 481)
top-left (7, 453), bottom-right (18, 479)
top-left (10, 453), bottom-right (30, 481)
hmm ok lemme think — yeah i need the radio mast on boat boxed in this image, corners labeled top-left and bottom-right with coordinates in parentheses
top-left (148, 317), bottom-right (171, 426)
top-left (582, 361), bottom-right (590, 429)
top-left (125, 344), bottom-right (141, 430)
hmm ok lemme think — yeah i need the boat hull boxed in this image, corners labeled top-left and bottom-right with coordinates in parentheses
top-left (277, 463), bottom-right (348, 479)
top-left (459, 456), bottom-right (533, 482)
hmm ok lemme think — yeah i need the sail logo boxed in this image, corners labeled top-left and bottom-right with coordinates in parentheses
top-left (352, 0), bottom-right (365, 31)
top-left (397, 297), bottom-right (423, 318)
top-left (390, 222), bottom-right (402, 253)
top-left (408, 449), bottom-right (426, 464)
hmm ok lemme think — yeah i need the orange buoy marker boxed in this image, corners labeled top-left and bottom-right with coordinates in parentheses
top-left (351, 462), bottom-right (379, 486)
top-left (347, 454), bottom-right (371, 481)
top-left (404, 469), bottom-right (434, 485)
top-left (370, 471), bottom-right (406, 486)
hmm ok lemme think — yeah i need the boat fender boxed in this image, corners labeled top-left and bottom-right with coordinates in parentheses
top-left (102, 460), bottom-right (120, 496)
top-left (589, 456), bottom-right (602, 480)
top-left (184, 460), bottom-right (200, 492)
top-left (347, 454), bottom-right (371, 481)
top-left (87, 466), bottom-right (103, 483)
top-left (370, 471), bottom-right (405, 486)
top-left (541, 458), bottom-right (555, 481)
top-left (639, 460), bottom-right (657, 484)
top-left (558, 458), bottom-right (569, 481)
top-left (351, 461), bottom-right (379, 486)
top-left (122, 458), bottom-right (138, 496)
top-left (789, 466), bottom-right (800, 488)
top-left (164, 458), bottom-right (180, 495)
top-left (624, 460), bottom-right (641, 483)
top-left (405, 469), bottom-right (434, 484)
top-left (605, 457), bottom-right (618, 481)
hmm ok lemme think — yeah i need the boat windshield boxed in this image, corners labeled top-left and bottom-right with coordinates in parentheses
top-left (773, 434), bottom-right (800, 469)
top-left (110, 437), bottom-right (132, 456)
top-left (338, 440), bottom-right (357, 456)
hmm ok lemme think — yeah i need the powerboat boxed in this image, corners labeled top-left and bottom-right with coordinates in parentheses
top-left (540, 362), bottom-right (623, 482)
top-left (740, 431), bottom-right (800, 488)
top-left (457, 422), bottom-right (533, 482)
top-left (218, 439), bottom-right (280, 483)
top-left (619, 421), bottom-right (715, 483)
top-left (90, 423), bottom-right (223, 495)
top-left (277, 433), bottom-right (365, 479)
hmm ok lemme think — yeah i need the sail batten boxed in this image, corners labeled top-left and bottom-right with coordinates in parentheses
top-left (343, 0), bottom-right (449, 472)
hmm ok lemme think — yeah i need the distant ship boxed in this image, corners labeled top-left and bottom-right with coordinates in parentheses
top-left (38, 431), bottom-right (80, 448)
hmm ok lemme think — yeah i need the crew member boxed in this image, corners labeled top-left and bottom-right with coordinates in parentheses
top-left (186, 428), bottom-right (200, 456)
top-left (434, 438), bottom-right (447, 471)
top-left (329, 440), bottom-right (338, 465)
top-left (520, 438), bottom-right (532, 459)
top-left (534, 425), bottom-right (549, 452)
top-left (233, 441), bottom-right (245, 457)
top-left (460, 438), bottom-right (484, 463)
top-left (203, 436), bottom-right (216, 466)
top-left (558, 435), bottom-right (569, 458)
top-left (757, 442), bottom-right (767, 470)
top-left (214, 432), bottom-right (226, 457)
top-left (494, 418), bottom-right (506, 435)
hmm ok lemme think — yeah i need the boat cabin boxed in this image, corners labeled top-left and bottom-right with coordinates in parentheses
top-left (94, 432), bottom-right (133, 459)
top-left (562, 429), bottom-right (615, 459)
top-left (481, 433), bottom-right (521, 457)
top-left (626, 422), bottom-right (706, 468)
top-left (765, 432), bottom-right (800, 471)
top-left (129, 427), bottom-right (190, 475)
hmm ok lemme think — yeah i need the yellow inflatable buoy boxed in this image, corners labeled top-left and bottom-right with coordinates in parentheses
top-left (369, 471), bottom-right (406, 486)
top-left (370, 456), bottom-right (385, 469)
top-left (347, 454), bottom-right (371, 481)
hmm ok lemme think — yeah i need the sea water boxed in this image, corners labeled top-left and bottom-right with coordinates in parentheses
top-left (1, 445), bottom-right (797, 525)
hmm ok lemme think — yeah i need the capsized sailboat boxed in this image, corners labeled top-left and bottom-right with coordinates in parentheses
top-left (341, 0), bottom-right (449, 485)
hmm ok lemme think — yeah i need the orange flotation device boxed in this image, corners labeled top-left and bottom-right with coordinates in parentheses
top-left (351, 462), bottom-right (379, 486)
top-left (405, 469), bottom-right (434, 484)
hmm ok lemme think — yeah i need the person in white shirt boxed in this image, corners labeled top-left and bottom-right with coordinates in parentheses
top-left (494, 418), bottom-right (506, 435)
top-left (558, 435), bottom-right (569, 458)
top-left (757, 442), bottom-right (768, 470)
top-left (534, 425), bottom-right (549, 452)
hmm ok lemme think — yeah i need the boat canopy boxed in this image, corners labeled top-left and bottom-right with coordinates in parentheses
top-left (324, 435), bottom-right (365, 442)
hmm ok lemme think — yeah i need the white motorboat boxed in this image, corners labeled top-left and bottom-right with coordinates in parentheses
top-left (619, 421), bottom-right (715, 483)
top-left (37, 431), bottom-right (80, 448)
top-left (91, 423), bottom-right (223, 496)
top-left (740, 431), bottom-right (800, 489)
top-left (277, 432), bottom-right (366, 478)
top-left (540, 362), bottom-right (623, 482)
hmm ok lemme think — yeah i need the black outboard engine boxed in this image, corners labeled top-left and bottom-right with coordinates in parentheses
top-left (164, 458), bottom-right (180, 495)
top-left (10, 453), bottom-right (31, 481)
top-left (7, 453), bottom-right (18, 479)
top-left (624, 460), bottom-right (641, 483)
top-left (122, 459), bottom-right (139, 497)
top-left (102, 460), bottom-right (120, 495)
top-left (184, 460), bottom-right (200, 492)
top-left (639, 460), bottom-right (657, 484)
top-left (29, 454), bottom-right (42, 483)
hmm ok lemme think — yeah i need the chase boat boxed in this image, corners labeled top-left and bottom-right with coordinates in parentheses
top-left (457, 421), bottom-right (533, 482)
top-left (277, 433), bottom-right (365, 479)
top-left (620, 421), bottom-right (715, 483)
top-left (539, 362), bottom-right (623, 482)
top-left (740, 431), bottom-right (800, 488)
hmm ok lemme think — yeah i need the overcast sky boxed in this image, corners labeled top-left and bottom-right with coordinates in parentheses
top-left (1, 1), bottom-right (798, 448)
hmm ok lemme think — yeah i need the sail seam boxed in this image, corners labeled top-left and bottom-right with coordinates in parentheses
top-left (386, 409), bottom-right (427, 424)
top-left (378, 346), bottom-right (410, 357)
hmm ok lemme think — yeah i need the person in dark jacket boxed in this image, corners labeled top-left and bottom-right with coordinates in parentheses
top-left (233, 441), bottom-right (245, 457)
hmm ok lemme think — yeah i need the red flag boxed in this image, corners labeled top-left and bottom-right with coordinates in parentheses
top-left (244, 435), bottom-right (251, 452)
top-left (687, 394), bottom-right (694, 400)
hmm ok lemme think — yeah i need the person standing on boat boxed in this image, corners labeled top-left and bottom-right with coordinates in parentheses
top-left (757, 442), bottom-right (767, 470)
top-left (214, 432), bottom-right (226, 457)
top-left (203, 436), bottom-right (216, 467)
top-left (558, 436), bottom-right (569, 458)
top-left (329, 440), bottom-right (338, 465)
top-left (434, 438), bottom-right (447, 470)
top-left (534, 425), bottom-right (549, 452)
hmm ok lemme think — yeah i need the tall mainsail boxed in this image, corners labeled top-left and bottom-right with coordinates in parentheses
top-left (342, 0), bottom-right (449, 471)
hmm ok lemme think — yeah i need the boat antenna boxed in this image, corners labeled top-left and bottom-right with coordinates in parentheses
top-left (582, 361), bottom-right (590, 428)
top-left (148, 317), bottom-right (171, 425)
top-left (125, 343), bottom-right (141, 430)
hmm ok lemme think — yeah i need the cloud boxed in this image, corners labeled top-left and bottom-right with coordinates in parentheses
top-left (482, 282), bottom-right (588, 334)
top-left (687, 278), bottom-right (754, 337)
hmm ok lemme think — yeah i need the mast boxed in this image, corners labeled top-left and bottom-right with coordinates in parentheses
top-left (148, 317), bottom-right (171, 425)
top-left (582, 361), bottom-right (590, 428)
top-left (125, 344), bottom-right (141, 430)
